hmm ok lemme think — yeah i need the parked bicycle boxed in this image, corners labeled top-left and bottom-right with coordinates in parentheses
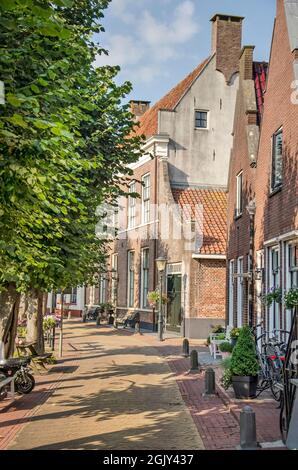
top-left (252, 323), bottom-right (289, 401)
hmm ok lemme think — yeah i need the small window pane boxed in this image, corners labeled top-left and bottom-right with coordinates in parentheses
top-left (272, 130), bottom-right (283, 190)
top-left (195, 111), bottom-right (208, 129)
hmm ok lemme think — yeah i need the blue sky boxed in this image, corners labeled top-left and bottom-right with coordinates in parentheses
top-left (95, 0), bottom-right (277, 104)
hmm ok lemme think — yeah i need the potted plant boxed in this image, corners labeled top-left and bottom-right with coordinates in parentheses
top-left (284, 287), bottom-right (298, 309)
top-left (219, 341), bottom-right (234, 358)
top-left (229, 326), bottom-right (259, 398)
top-left (230, 327), bottom-right (241, 347)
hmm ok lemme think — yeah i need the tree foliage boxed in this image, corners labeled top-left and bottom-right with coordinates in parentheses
top-left (0, 0), bottom-right (143, 293)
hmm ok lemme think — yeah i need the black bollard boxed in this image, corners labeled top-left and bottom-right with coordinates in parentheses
top-left (204, 368), bottom-right (216, 396)
top-left (182, 338), bottom-right (190, 357)
top-left (189, 350), bottom-right (200, 372)
top-left (96, 315), bottom-right (101, 326)
top-left (239, 406), bottom-right (259, 450)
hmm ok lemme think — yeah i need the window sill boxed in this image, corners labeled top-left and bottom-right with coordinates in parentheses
top-left (269, 186), bottom-right (282, 197)
top-left (194, 127), bottom-right (209, 131)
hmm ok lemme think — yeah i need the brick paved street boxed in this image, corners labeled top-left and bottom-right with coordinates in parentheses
top-left (4, 320), bottom-right (204, 450)
top-left (0, 319), bottom-right (282, 450)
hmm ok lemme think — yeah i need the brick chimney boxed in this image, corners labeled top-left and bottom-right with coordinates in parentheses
top-left (130, 100), bottom-right (150, 121)
top-left (211, 14), bottom-right (244, 83)
top-left (239, 45), bottom-right (255, 81)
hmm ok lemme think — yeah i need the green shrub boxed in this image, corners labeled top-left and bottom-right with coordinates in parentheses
top-left (230, 327), bottom-right (241, 339)
top-left (216, 333), bottom-right (226, 340)
top-left (219, 342), bottom-right (233, 353)
top-left (221, 368), bottom-right (233, 390)
top-left (230, 326), bottom-right (259, 377)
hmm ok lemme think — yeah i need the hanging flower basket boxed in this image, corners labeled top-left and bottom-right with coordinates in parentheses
top-left (261, 287), bottom-right (282, 307)
top-left (284, 287), bottom-right (298, 309)
top-left (147, 290), bottom-right (169, 308)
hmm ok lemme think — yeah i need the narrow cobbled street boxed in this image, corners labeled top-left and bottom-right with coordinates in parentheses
top-left (0, 319), bottom-right (282, 450)
top-left (4, 320), bottom-right (204, 450)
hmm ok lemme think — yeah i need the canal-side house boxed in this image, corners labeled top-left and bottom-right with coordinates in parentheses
top-left (226, 0), bottom-right (298, 335)
top-left (101, 14), bottom-right (245, 339)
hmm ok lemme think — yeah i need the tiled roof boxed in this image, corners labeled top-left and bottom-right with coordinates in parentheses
top-left (134, 57), bottom-right (211, 137)
top-left (172, 188), bottom-right (227, 255)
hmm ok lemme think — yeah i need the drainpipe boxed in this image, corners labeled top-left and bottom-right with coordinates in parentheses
top-left (247, 200), bottom-right (256, 326)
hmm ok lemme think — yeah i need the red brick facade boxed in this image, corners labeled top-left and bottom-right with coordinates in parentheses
top-left (227, 0), bottom-right (298, 332)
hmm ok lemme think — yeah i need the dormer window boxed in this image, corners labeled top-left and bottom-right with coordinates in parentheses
top-left (195, 110), bottom-right (208, 129)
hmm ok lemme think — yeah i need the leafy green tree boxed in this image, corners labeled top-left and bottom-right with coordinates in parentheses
top-left (0, 0), bottom-right (142, 356)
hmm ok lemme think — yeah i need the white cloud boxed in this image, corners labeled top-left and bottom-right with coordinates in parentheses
top-left (95, 34), bottom-right (144, 67)
top-left (138, 1), bottom-right (199, 47)
top-left (95, 1), bottom-right (200, 85)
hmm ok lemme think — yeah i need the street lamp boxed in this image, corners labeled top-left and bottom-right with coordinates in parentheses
top-left (246, 200), bottom-right (256, 326)
top-left (155, 257), bottom-right (167, 341)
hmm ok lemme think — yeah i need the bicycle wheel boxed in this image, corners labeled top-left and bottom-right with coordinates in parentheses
top-left (279, 393), bottom-right (288, 444)
top-left (267, 358), bottom-right (282, 401)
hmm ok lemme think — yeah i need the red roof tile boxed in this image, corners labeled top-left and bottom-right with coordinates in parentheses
top-left (134, 57), bottom-right (211, 137)
top-left (172, 188), bottom-right (227, 255)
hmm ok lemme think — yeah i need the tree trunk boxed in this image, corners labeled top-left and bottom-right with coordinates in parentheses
top-left (26, 289), bottom-right (44, 354)
top-left (0, 283), bottom-right (21, 359)
top-left (18, 293), bottom-right (28, 324)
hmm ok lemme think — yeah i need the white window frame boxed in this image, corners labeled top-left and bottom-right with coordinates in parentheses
top-left (236, 171), bottom-right (243, 217)
top-left (237, 257), bottom-right (244, 327)
top-left (194, 109), bottom-right (209, 130)
top-left (228, 260), bottom-right (235, 326)
top-left (128, 181), bottom-right (136, 228)
top-left (285, 240), bottom-right (298, 332)
top-left (267, 246), bottom-right (280, 334)
top-left (100, 275), bottom-right (107, 304)
top-left (111, 253), bottom-right (118, 306)
top-left (141, 173), bottom-right (150, 224)
top-left (271, 127), bottom-right (283, 192)
top-left (127, 251), bottom-right (135, 308)
top-left (141, 248), bottom-right (150, 308)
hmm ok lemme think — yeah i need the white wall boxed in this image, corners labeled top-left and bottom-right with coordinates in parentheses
top-left (159, 56), bottom-right (239, 189)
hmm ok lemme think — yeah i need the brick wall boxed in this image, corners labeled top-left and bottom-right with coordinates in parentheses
top-left (255, 0), bottom-right (298, 249)
top-left (189, 258), bottom-right (226, 319)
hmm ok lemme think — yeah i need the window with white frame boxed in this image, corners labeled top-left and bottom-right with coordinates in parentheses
top-left (111, 254), bottom-right (118, 305)
top-left (195, 110), bottom-right (208, 129)
top-left (127, 251), bottom-right (135, 308)
top-left (228, 260), bottom-right (234, 326)
top-left (100, 275), bottom-right (107, 304)
top-left (268, 246), bottom-right (280, 332)
top-left (236, 171), bottom-right (243, 217)
top-left (141, 174), bottom-right (150, 224)
top-left (237, 257), bottom-right (243, 327)
top-left (70, 287), bottom-right (77, 304)
top-left (271, 128), bottom-right (283, 191)
top-left (285, 241), bottom-right (298, 332)
top-left (141, 248), bottom-right (149, 308)
top-left (128, 181), bottom-right (136, 228)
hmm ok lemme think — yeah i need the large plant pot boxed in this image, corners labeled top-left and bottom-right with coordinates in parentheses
top-left (232, 375), bottom-right (258, 399)
top-left (231, 337), bottom-right (238, 347)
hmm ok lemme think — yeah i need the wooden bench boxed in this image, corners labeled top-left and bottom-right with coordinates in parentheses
top-left (16, 342), bottom-right (52, 372)
top-left (115, 311), bottom-right (139, 329)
